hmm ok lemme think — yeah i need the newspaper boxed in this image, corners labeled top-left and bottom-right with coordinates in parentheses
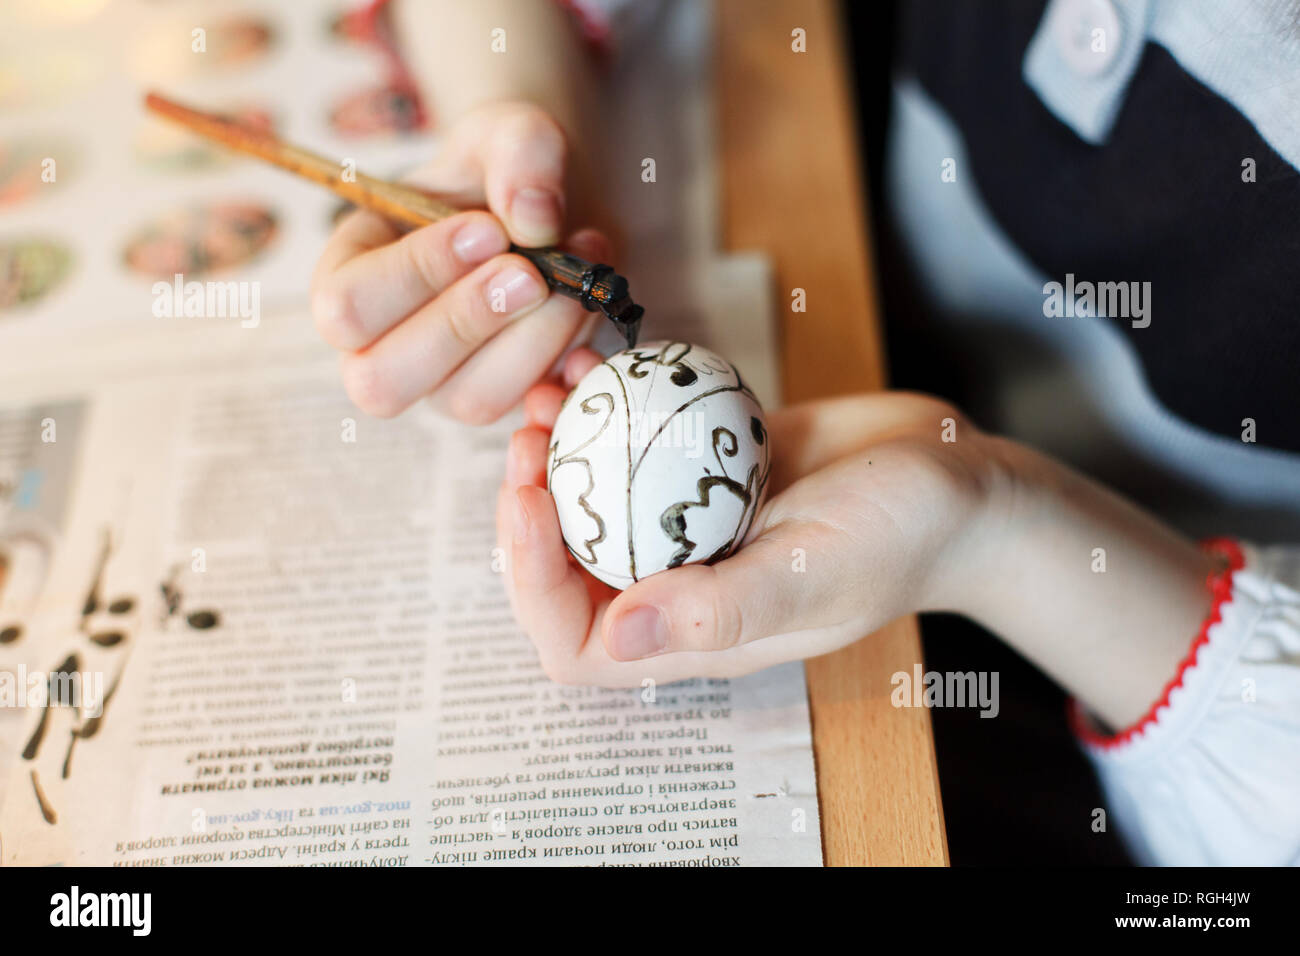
top-left (0, 305), bottom-right (819, 867)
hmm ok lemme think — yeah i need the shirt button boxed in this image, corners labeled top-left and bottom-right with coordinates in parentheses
top-left (1053, 0), bottom-right (1122, 77)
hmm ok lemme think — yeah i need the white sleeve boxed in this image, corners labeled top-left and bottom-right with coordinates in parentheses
top-left (1070, 540), bottom-right (1300, 866)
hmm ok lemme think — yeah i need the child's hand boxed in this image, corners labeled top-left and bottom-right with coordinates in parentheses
top-left (497, 349), bottom-right (1010, 686)
top-left (310, 101), bottom-right (613, 424)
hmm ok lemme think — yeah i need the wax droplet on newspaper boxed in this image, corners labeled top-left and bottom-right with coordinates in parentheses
top-left (187, 610), bottom-right (219, 630)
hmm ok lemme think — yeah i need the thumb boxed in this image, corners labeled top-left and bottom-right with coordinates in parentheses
top-left (600, 522), bottom-right (851, 661)
top-left (481, 107), bottom-right (568, 247)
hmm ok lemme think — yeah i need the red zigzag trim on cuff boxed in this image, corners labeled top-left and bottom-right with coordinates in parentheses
top-left (1068, 538), bottom-right (1246, 751)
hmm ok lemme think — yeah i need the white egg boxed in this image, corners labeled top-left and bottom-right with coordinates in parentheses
top-left (546, 341), bottom-right (771, 590)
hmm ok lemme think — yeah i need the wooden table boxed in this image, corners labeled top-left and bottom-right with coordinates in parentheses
top-left (717, 0), bottom-right (949, 865)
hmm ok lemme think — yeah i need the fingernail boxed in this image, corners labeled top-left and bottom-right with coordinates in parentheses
top-left (513, 493), bottom-right (531, 542)
top-left (452, 217), bottom-right (508, 264)
top-left (487, 265), bottom-right (545, 315)
top-left (609, 606), bottom-right (668, 661)
top-left (509, 188), bottom-right (562, 246)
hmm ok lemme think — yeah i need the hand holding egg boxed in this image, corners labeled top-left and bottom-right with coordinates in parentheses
top-left (501, 347), bottom-right (995, 687)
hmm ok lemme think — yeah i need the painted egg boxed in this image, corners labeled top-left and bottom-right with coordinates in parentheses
top-left (121, 202), bottom-right (278, 278)
top-left (547, 341), bottom-right (771, 590)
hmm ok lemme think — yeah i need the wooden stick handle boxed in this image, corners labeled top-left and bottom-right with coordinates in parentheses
top-left (144, 92), bottom-right (457, 227)
top-left (143, 91), bottom-right (644, 345)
